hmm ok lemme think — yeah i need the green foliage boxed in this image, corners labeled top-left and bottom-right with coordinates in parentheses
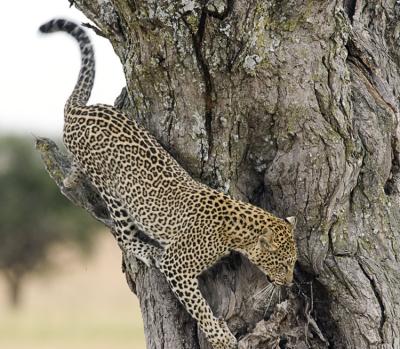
top-left (0, 135), bottom-right (101, 306)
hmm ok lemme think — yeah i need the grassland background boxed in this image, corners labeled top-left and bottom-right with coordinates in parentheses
top-left (0, 232), bottom-right (146, 349)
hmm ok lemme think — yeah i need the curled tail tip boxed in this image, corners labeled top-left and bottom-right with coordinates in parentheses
top-left (39, 17), bottom-right (95, 108)
top-left (38, 18), bottom-right (81, 35)
top-left (39, 19), bottom-right (63, 34)
top-left (38, 22), bottom-right (50, 34)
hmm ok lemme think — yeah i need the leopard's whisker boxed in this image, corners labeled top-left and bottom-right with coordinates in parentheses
top-left (278, 287), bottom-right (281, 304)
top-left (253, 284), bottom-right (268, 298)
top-left (252, 283), bottom-right (276, 312)
top-left (253, 282), bottom-right (273, 299)
top-left (263, 286), bottom-right (277, 317)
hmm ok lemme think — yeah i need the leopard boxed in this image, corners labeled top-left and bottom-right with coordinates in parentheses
top-left (39, 19), bottom-right (297, 349)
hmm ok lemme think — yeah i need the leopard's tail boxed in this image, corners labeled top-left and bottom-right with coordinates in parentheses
top-left (39, 19), bottom-right (95, 113)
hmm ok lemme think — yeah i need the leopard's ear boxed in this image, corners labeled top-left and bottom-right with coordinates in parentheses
top-left (285, 216), bottom-right (296, 227)
top-left (259, 230), bottom-right (278, 252)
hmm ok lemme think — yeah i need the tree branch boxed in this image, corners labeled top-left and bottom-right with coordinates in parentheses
top-left (35, 137), bottom-right (112, 227)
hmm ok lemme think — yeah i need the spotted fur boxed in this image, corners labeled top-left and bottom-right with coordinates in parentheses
top-left (40, 19), bottom-right (297, 349)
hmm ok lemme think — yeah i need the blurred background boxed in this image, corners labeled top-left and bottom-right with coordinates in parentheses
top-left (0, 1), bottom-right (145, 349)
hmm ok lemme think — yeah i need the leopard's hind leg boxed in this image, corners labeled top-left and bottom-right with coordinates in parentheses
top-left (103, 192), bottom-right (163, 267)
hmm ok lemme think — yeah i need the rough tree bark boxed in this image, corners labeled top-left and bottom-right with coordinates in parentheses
top-left (38, 1), bottom-right (400, 348)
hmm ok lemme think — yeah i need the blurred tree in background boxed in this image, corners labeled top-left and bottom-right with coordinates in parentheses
top-left (0, 136), bottom-right (100, 307)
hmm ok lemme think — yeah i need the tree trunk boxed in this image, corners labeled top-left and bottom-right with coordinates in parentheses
top-left (38, 1), bottom-right (400, 348)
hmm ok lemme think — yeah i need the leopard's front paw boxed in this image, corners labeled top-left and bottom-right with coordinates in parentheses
top-left (209, 335), bottom-right (237, 349)
top-left (208, 320), bottom-right (237, 349)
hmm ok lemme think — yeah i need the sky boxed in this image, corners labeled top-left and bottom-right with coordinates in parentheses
top-left (0, 1), bottom-right (125, 136)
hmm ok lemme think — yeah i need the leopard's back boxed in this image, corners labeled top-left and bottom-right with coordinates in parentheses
top-left (64, 104), bottom-right (203, 240)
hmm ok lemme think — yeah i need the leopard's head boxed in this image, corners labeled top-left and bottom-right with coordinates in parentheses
top-left (248, 217), bottom-right (297, 286)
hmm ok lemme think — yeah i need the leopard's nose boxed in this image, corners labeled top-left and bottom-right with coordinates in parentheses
top-left (285, 271), bottom-right (293, 284)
